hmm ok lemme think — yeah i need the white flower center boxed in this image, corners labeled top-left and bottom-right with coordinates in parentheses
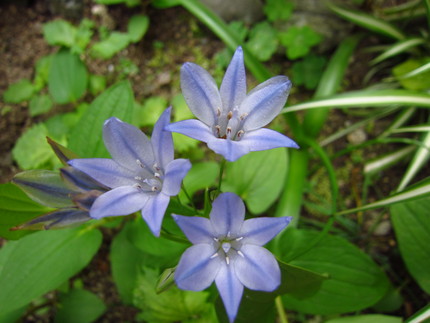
top-left (214, 107), bottom-right (247, 140)
top-left (212, 234), bottom-right (244, 265)
top-left (134, 160), bottom-right (163, 192)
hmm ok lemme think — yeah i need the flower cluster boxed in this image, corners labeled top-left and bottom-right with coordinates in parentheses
top-left (13, 47), bottom-right (297, 322)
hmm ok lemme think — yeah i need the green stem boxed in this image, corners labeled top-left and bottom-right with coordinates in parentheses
top-left (217, 159), bottom-right (227, 194)
top-left (182, 184), bottom-right (198, 213)
top-left (275, 296), bottom-right (288, 323)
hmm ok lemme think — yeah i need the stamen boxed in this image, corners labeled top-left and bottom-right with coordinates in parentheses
top-left (153, 163), bottom-right (161, 172)
top-left (217, 108), bottom-right (221, 117)
top-left (227, 111), bottom-right (233, 120)
top-left (151, 186), bottom-right (159, 192)
top-left (210, 252), bottom-right (219, 259)
top-left (136, 159), bottom-right (145, 168)
top-left (134, 176), bottom-right (142, 181)
top-left (226, 256), bottom-right (230, 265)
top-left (154, 172), bottom-right (160, 178)
top-left (213, 237), bottom-right (219, 242)
top-left (237, 130), bottom-right (244, 138)
top-left (235, 236), bottom-right (243, 241)
top-left (227, 231), bottom-right (231, 238)
top-left (240, 113), bottom-right (248, 120)
top-left (226, 127), bottom-right (232, 134)
top-left (237, 250), bottom-right (245, 258)
top-left (215, 125), bottom-right (221, 137)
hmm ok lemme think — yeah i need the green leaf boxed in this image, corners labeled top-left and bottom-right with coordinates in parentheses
top-left (34, 55), bottom-right (53, 91)
top-left (91, 32), bottom-right (131, 59)
top-left (372, 38), bottom-right (425, 65)
top-left (29, 94), bottom-right (53, 117)
top-left (68, 80), bottom-right (134, 158)
top-left (325, 314), bottom-right (402, 323)
top-left (55, 289), bottom-right (106, 323)
top-left (246, 22), bottom-right (278, 62)
top-left (43, 19), bottom-right (76, 48)
top-left (0, 228), bottom-right (102, 313)
top-left (263, 0), bottom-right (294, 21)
top-left (110, 222), bottom-right (146, 304)
top-left (88, 74), bottom-right (107, 96)
top-left (291, 54), bottom-right (327, 90)
top-left (222, 148), bottom-right (288, 214)
top-left (3, 79), bottom-right (35, 103)
top-left (390, 196), bottom-right (430, 293)
top-left (0, 307), bottom-right (26, 323)
top-left (277, 229), bottom-right (390, 314)
top-left (393, 58), bottom-right (430, 91)
top-left (279, 26), bottom-right (322, 60)
top-left (179, 162), bottom-right (219, 203)
top-left (12, 123), bottom-right (58, 169)
top-left (73, 18), bottom-right (95, 53)
top-left (137, 96), bottom-right (168, 127)
top-left (133, 267), bottom-right (216, 322)
top-left (48, 50), bottom-right (88, 104)
top-left (0, 183), bottom-right (51, 240)
top-left (127, 14), bottom-right (149, 43)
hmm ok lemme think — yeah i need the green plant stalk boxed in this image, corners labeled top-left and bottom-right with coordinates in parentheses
top-left (275, 296), bottom-right (288, 323)
top-left (424, 0), bottom-right (430, 31)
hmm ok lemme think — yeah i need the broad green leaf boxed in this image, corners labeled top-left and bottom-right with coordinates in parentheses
top-left (110, 222), bottom-right (146, 304)
top-left (137, 96), bottom-right (168, 127)
top-left (390, 196), bottom-right (430, 293)
top-left (55, 289), bottom-right (106, 323)
top-left (325, 314), bottom-right (402, 323)
top-left (283, 89), bottom-right (430, 113)
top-left (329, 4), bottom-right (405, 40)
top-left (277, 229), bottom-right (390, 314)
top-left (29, 94), bottom-right (53, 116)
top-left (279, 26), bottom-right (322, 60)
top-left (291, 54), bottom-right (327, 90)
top-left (393, 58), bottom-right (430, 91)
top-left (246, 22), bottom-right (278, 62)
top-left (90, 32), bottom-right (131, 59)
top-left (68, 80), bottom-right (134, 158)
top-left (48, 50), bottom-right (88, 104)
top-left (179, 162), bottom-right (219, 203)
top-left (34, 55), bottom-right (52, 91)
top-left (0, 307), bottom-right (26, 323)
top-left (0, 183), bottom-right (51, 240)
top-left (73, 18), bottom-right (95, 53)
top-left (0, 228), bottom-right (102, 313)
top-left (12, 123), bottom-right (58, 169)
top-left (263, 0), bottom-right (294, 21)
top-left (133, 267), bottom-right (216, 322)
top-left (3, 79), bottom-right (35, 103)
top-left (43, 19), bottom-right (76, 47)
top-left (222, 148), bottom-right (288, 214)
top-left (127, 14), bottom-right (149, 43)
top-left (88, 74), bottom-right (106, 96)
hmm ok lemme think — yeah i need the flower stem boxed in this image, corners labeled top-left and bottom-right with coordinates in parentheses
top-left (217, 159), bottom-right (227, 196)
top-left (181, 184), bottom-right (198, 213)
top-left (275, 296), bottom-right (288, 323)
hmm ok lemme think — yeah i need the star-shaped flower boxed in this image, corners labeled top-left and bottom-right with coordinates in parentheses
top-left (68, 107), bottom-right (191, 236)
top-left (172, 192), bottom-right (292, 322)
top-left (166, 46), bottom-right (299, 161)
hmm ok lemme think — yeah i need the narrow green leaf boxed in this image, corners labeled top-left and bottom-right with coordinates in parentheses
top-left (390, 196), bottom-right (430, 293)
top-left (48, 50), bottom-right (88, 104)
top-left (0, 228), bottom-right (102, 313)
top-left (406, 303), bottom-right (430, 323)
top-left (364, 146), bottom-right (415, 175)
top-left (326, 314), bottom-right (402, 323)
top-left (400, 61), bottom-right (430, 79)
top-left (222, 148), bottom-right (287, 214)
top-left (329, 4), bottom-right (405, 40)
top-left (371, 38), bottom-right (425, 64)
top-left (55, 289), bottom-right (106, 323)
top-left (0, 183), bottom-right (51, 240)
top-left (277, 228), bottom-right (390, 314)
top-left (68, 80), bottom-right (134, 158)
top-left (283, 89), bottom-right (430, 113)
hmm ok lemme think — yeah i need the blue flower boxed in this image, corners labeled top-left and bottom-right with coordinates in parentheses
top-left (166, 46), bottom-right (299, 162)
top-left (172, 192), bottom-right (292, 322)
top-left (68, 108), bottom-right (191, 236)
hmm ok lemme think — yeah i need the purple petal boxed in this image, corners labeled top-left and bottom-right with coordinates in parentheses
top-left (140, 192), bottom-right (170, 237)
top-left (90, 186), bottom-right (149, 219)
top-left (220, 47), bottom-right (246, 112)
top-left (234, 244), bottom-right (280, 291)
top-left (103, 117), bottom-right (155, 172)
top-left (68, 158), bottom-right (137, 188)
top-left (241, 216), bottom-right (292, 246)
top-left (151, 107), bottom-right (174, 170)
top-left (175, 244), bottom-right (220, 291)
top-left (172, 214), bottom-right (214, 244)
top-left (240, 76), bottom-right (292, 131)
top-left (180, 62), bottom-right (222, 126)
top-left (161, 158), bottom-right (191, 196)
top-left (210, 192), bottom-right (245, 237)
top-left (165, 119), bottom-right (214, 143)
top-left (207, 138), bottom-right (251, 162)
top-left (241, 128), bottom-right (299, 152)
top-left (215, 262), bottom-right (244, 323)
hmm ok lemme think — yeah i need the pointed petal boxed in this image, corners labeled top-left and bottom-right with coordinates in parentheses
top-left (103, 117), bottom-right (155, 172)
top-left (172, 214), bottom-right (214, 244)
top-left (15, 208), bottom-right (91, 230)
top-left (215, 262), bottom-right (244, 323)
top-left (60, 167), bottom-right (108, 192)
top-left (90, 186), bottom-right (149, 219)
top-left (151, 107), bottom-right (174, 169)
top-left (161, 158), bottom-right (192, 196)
top-left (207, 138), bottom-right (250, 162)
top-left (165, 119), bottom-right (214, 143)
top-left (240, 76), bottom-right (292, 131)
top-left (220, 47), bottom-right (246, 112)
top-left (234, 245), bottom-right (280, 291)
top-left (241, 128), bottom-right (299, 152)
top-left (180, 62), bottom-right (222, 126)
top-left (12, 170), bottom-right (75, 208)
top-left (175, 244), bottom-right (220, 291)
top-left (210, 192), bottom-right (245, 237)
top-left (68, 158), bottom-right (137, 188)
top-left (241, 216), bottom-right (292, 246)
top-left (140, 192), bottom-right (170, 237)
